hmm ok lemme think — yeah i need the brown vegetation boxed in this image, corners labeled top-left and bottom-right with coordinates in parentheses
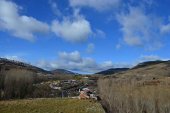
top-left (98, 77), bottom-right (170, 113)
top-left (0, 69), bottom-right (35, 99)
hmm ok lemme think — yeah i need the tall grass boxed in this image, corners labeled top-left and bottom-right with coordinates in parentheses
top-left (98, 78), bottom-right (170, 113)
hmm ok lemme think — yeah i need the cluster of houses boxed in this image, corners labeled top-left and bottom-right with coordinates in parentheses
top-left (48, 78), bottom-right (98, 100)
top-left (49, 80), bottom-right (78, 90)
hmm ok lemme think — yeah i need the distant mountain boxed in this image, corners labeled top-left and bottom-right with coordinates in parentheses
top-left (51, 69), bottom-right (78, 75)
top-left (96, 68), bottom-right (129, 75)
top-left (0, 58), bottom-right (51, 74)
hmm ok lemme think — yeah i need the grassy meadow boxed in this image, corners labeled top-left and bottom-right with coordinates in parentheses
top-left (0, 98), bottom-right (105, 113)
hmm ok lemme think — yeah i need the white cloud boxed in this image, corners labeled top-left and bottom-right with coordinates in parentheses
top-left (49, 0), bottom-right (62, 17)
top-left (0, 0), bottom-right (49, 41)
top-left (142, 0), bottom-right (154, 6)
top-left (93, 29), bottom-right (106, 38)
top-left (69, 0), bottom-right (121, 11)
top-left (161, 23), bottom-right (170, 34)
top-left (117, 7), bottom-right (162, 50)
top-left (36, 60), bottom-right (59, 70)
top-left (100, 61), bottom-right (113, 68)
top-left (86, 43), bottom-right (95, 53)
top-left (139, 55), bottom-right (170, 62)
top-left (51, 10), bottom-right (92, 43)
top-left (3, 55), bottom-right (23, 62)
top-left (140, 55), bottom-right (161, 62)
top-left (4, 55), bottom-right (20, 60)
top-left (37, 51), bottom-right (115, 73)
top-left (58, 51), bottom-right (82, 63)
top-left (129, 0), bottom-right (154, 6)
top-left (160, 16), bottom-right (170, 34)
top-left (116, 44), bottom-right (121, 49)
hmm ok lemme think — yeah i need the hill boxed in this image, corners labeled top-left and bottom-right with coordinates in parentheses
top-left (96, 68), bottom-right (129, 75)
top-left (132, 60), bottom-right (168, 69)
top-left (0, 58), bottom-right (51, 75)
top-left (112, 60), bottom-right (170, 79)
top-left (0, 58), bottom-right (77, 80)
top-left (98, 60), bottom-right (170, 113)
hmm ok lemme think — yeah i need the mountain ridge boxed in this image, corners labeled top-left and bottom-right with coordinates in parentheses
top-left (96, 68), bottom-right (129, 75)
top-left (51, 69), bottom-right (79, 75)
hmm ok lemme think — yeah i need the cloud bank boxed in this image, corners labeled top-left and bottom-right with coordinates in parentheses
top-left (37, 51), bottom-right (114, 73)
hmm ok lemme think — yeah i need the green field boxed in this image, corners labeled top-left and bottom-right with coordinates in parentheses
top-left (0, 98), bottom-right (104, 113)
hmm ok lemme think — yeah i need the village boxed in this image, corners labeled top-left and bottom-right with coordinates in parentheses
top-left (33, 75), bottom-right (99, 100)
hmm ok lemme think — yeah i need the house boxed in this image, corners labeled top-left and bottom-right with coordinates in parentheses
top-left (62, 80), bottom-right (77, 84)
top-left (79, 91), bottom-right (89, 99)
top-left (49, 84), bottom-right (61, 90)
top-left (79, 87), bottom-right (97, 100)
top-left (82, 76), bottom-right (89, 79)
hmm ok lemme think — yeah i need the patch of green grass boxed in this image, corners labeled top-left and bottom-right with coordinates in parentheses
top-left (0, 98), bottom-right (104, 113)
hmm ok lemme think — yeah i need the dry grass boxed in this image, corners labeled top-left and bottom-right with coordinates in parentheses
top-left (98, 78), bottom-right (170, 113)
top-left (0, 98), bottom-right (104, 113)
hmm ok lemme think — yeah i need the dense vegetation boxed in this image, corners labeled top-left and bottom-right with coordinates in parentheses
top-left (98, 77), bottom-right (170, 113)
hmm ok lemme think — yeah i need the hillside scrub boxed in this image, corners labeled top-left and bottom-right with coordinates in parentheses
top-left (0, 69), bottom-right (35, 99)
top-left (98, 77), bottom-right (170, 113)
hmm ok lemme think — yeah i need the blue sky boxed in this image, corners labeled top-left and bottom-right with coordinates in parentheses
top-left (0, 0), bottom-right (170, 73)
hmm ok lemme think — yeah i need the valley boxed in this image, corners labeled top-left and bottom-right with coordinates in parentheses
top-left (1, 58), bottom-right (170, 113)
